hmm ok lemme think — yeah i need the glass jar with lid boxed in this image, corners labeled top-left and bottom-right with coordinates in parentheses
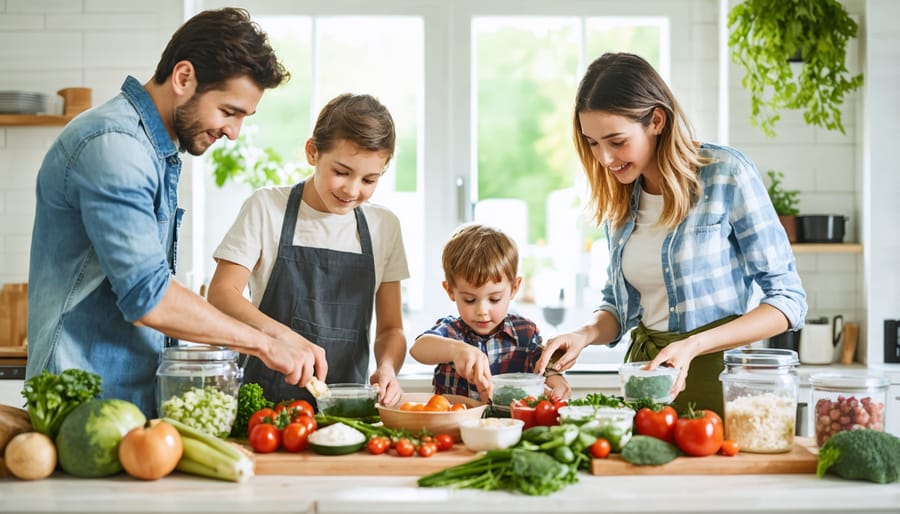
top-left (719, 348), bottom-right (799, 453)
top-left (808, 372), bottom-right (889, 446)
top-left (156, 344), bottom-right (242, 438)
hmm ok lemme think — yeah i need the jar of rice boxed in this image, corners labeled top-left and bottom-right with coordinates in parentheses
top-left (719, 348), bottom-right (799, 453)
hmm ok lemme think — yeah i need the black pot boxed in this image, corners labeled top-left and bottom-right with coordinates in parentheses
top-left (768, 330), bottom-right (801, 352)
top-left (796, 215), bottom-right (846, 243)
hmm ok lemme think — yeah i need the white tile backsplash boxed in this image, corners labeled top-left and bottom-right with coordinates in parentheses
top-left (0, 13), bottom-right (44, 30)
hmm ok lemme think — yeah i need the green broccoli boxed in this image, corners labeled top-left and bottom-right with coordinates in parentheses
top-left (816, 429), bottom-right (900, 484)
top-left (229, 382), bottom-right (273, 438)
top-left (22, 368), bottom-right (102, 439)
top-left (621, 435), bottom-right (682, 465)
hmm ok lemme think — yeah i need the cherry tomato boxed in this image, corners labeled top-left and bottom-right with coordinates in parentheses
top-left (434, 433), bottom-right (455, 452)
top-left (277, 399), bottom-right (315, 418)
top-left (719, 439), bottom-right (740, 457)
top-left (367, 436), bottom-right (390, 455)
top-left (590, 438), bottom-right (612, 459)
top-left (533, 399), bottom-right (559, 426)
top-left (247, 408), bottom-right (276, 436)
top-left (634, 406), bottom-right (678, 443)
top-left (417, 442), bottom-right (438, 457)
top-left (674, 407), bottom-right (724, 457)
top-left (248, 423), bottom-right (281, 453)
top-left (293, 414), bottom-right (317, 434)
top-left (281, 422), bottom-right (310, 452)
top-left (394, 438), bottom-right (415, 457)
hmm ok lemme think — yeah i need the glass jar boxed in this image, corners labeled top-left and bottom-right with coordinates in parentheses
top-left (808, 372), bottom-right (889, 447)
top-left (156, 345), bottom-right (242, 437)
top-left (719, 348), bottom-right (799, 453)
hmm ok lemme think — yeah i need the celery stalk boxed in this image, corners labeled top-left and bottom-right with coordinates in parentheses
top-left (163, 417), bottom-right (255, 482)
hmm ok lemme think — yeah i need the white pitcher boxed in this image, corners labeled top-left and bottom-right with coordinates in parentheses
top-left (799, 315), bottom-right (844, 365)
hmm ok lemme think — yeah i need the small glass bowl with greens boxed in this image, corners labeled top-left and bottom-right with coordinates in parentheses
top-left (619, 361), bottom-right (678, 403)
top-left (490, 373), bottom-right (545, 416)
top-left (315, 383), bottom-right (379, 418)
top-left (558, 405), bottom-right (635, 452)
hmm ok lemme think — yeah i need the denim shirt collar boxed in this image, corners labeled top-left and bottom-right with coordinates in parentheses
top-left (120, 76), bottom-right (178, 160)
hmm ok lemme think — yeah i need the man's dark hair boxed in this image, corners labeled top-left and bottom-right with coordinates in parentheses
top-left (153, 7), bottom-right (289, 93)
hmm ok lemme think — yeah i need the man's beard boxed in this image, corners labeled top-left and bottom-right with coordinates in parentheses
top-left (173, 93), bottom-right (214, 156)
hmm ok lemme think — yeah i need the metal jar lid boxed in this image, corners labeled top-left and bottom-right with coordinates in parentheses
top-left (161, 344), bottom-right (237, 362)
top-left (808, 372), bottom-right (889, 392)
top-left (723, 348), bottom-right (799, 369)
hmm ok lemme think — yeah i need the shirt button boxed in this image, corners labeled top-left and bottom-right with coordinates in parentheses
top-left (669, 307), bottom-right (675, 312)
top-left (664, 268), bottom-right (669, 273)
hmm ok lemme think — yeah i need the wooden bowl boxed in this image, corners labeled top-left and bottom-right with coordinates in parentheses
top-left (377, 393), bottom-right (487, 441)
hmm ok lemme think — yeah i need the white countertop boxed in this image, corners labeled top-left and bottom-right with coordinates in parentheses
top-left (1, 470), bottom-right (898, 514)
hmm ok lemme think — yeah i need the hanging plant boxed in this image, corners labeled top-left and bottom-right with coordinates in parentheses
top-left (728, 0), bottom-right (863, 137)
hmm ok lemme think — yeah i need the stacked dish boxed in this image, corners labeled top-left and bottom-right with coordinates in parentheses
top-left (0, 91), bottom-right (47, 114)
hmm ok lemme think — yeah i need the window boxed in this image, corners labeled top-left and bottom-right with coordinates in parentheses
top-left (196, 1), bottom-right (670, 371)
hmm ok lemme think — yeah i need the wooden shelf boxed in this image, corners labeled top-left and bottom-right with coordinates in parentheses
top-left (0, 113), bottom-right (77, 126)
top-left (791, 243), bottom-right (862, 254)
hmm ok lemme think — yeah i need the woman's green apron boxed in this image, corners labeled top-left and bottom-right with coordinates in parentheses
top-left (625, 315), bottom-right (737, 418)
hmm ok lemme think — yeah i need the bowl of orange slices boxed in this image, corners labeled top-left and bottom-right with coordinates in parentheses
top-left (377, 393), bottom-right (488, 441)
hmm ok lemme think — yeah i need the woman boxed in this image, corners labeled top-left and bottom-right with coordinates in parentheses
top-left (207, 93), bottom-right (409, 407)
top-left (534, 53), bottom-right (807, 415)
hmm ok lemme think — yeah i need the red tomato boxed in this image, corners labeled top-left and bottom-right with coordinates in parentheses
top-left (293, 414), bottom-right (317, 434)
top-left (248, 423), bottom-right (281, 453)
top-left (394, 438), bottom-right (415, 457)
top-left (590, 438), bottom-right (611, 459)
top-left (719, 439), bottom-right (740, 457)
top-left (247, 408), bottom-right (276, 436)
top-left (417, 442), bottom-right (437, 458)
top-left (434, 433), bottom-right (455, 452)
top-left (533, 399), bottom-right (559, 426)
top-left (634, 406), bottom-right (678, 443)
top-left (281, 422), bottom-right (310, 452)
top-left (277, 399), bottom-right (315, 418)
top-left (367, 436), bottom-right (390, 455)
top-left (674, 408), bottom-right (724, 457)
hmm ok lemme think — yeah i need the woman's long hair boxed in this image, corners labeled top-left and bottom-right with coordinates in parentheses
top-left (572, 52), bottom-right (707, 229)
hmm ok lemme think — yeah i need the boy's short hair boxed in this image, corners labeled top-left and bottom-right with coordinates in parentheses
top-left (442, 223), bottom-right (518, 289)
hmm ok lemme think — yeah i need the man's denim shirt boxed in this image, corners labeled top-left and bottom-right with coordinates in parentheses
top-left (27, 76), bottom-right (183, 416)
top-left (598, 143), bottom-right (808, 346)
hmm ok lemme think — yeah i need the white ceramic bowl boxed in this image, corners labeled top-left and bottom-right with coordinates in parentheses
top-left (458, 417), bottom-right (524, 452)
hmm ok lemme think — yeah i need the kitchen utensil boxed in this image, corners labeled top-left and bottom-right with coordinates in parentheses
top-left (838, 322), bottom-right (859, 364)
top-left (799, 315), bottom-right (843, 364)
top-left (796, 215), bottom-right (846, 243)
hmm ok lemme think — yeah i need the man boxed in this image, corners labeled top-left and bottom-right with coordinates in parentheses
top-left (26, 8), bottom-right (327, 416)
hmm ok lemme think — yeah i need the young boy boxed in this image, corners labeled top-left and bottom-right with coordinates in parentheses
top-left (411, 223), bottom-right (570, 403)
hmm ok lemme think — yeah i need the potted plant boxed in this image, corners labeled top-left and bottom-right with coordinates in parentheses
top-left (208, 127), bottom-right (311, 189)
top-left (728, 0), bottom-right (863, 137)
top-left (766, 170), bottom-right (800, 243)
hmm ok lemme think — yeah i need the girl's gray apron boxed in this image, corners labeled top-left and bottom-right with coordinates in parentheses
top-left (241, 181), bottom-right (376, 407)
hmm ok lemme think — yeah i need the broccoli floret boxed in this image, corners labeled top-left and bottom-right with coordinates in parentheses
top-left (816, 429), bottom-right (900, 484)
top-left (621, 435), bottom-right (681, 465)
top-left (229, 383), bottom-right (273, 438)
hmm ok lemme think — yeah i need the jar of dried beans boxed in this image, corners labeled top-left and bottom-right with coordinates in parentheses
top-left (808, 372), bottom-right (888, 446)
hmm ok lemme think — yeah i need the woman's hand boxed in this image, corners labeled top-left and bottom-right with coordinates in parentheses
top-left (452, 344), bottom-right (493, 402)
top-left (647, 334), bottom-right (703, 397)
top-left (534, 330), bottom-right (591, 376)
top-left (370, 366), bottom-right (403, 406)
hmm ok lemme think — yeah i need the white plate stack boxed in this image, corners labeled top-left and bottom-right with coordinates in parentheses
top-left (0, 91), bottom-right (47, 114)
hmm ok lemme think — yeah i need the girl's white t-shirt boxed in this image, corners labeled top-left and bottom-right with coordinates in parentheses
top-left (621, 189), bottom-right (669, 330)
top-left (213, 185), bottom-right (410, 306)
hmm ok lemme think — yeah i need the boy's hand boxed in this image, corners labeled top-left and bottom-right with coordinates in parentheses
top-left (452, 344), bottom-right (493, 402)
top-left (544, 373), bottom-right (571, 401)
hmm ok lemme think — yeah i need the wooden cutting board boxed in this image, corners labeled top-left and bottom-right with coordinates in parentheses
top-left (251, 443), bottom-right (479, 476)
top-left (591, 437), bottom-right (818, 475)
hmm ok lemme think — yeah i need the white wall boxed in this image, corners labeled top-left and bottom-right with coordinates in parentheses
top-left (1, 0), bottom-right (897, 369)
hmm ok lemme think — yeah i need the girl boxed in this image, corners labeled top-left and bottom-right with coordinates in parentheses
top-left (207, 93), bottom-right (409, 407)
top-left (535, 53), bottom-right (807, 415)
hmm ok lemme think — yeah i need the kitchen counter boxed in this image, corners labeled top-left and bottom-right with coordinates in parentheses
top-left (1, 469), bottom-right (898, 514)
